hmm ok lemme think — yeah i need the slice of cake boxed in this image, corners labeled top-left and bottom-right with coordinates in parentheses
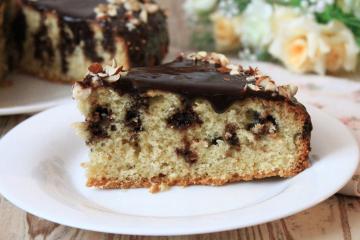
top-left (73, 51), bottom-right (312, 192)
top-left (10, 0), bottom-right (168, 83)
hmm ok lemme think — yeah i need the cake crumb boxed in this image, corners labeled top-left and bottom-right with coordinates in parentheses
top-left (149, 183), bottom-right (169, 193)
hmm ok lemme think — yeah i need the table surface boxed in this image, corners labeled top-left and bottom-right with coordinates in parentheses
top-left (1, 1), bottom-right (360, 239)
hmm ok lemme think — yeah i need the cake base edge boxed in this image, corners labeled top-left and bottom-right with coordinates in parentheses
top-left (86, 138), bottom-right (310, 193)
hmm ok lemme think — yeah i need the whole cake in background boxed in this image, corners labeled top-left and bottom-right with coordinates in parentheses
top-left (73, 51), bottom-right (312, 193)
top-left (0, 0), bottom-right (8, 83)
top-left (2, 0), bottom-right (168, 83)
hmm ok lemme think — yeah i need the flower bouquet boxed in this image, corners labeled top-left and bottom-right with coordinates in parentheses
top-left (183, 0), bottom-right (360, 75)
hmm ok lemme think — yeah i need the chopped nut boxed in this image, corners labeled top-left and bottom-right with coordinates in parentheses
top-left (149, 184), bottom-right (160, 193)
top-left (139, 9), bottom-right (148, 23)
top-left (209, 52), bottom-right (229, 66)
top-left (226, 64), bottom-right (239, 75)
top-left (246, 76), bottom-right (256, 82)
top-left (107, 4), bottom-right (118, 16)
top-left (95, 0), bottom-right (161, 23)
top-left (111, 59), bottom-right (117, 68)
top-left (226, 64), bottom-right (236, 69)
top-left (104, 65), bottom-right (118, 76)
top-left (107, 0), bottom-right (126, 4)
top-left (97, 72), bottom-right (108, 78)
top-left (94, 3), bottom-right (118, 18)
top-left (126, 22), bottom-right (136, 31)
top-left (124, 0), bottom-right (141, 11)
top-left (218, 54), bottom-right (230, 66)
top-left (129, 17), bottom-right (140, 25)
top-left (256, 77), bottom-right (276, 91)
top-left (288, 84), bottom-right (298, 96)
top-left (107, 74), bottom-right (122, 82)
top-left (186, 51), bottom-right (229, 67)
top-left (144, 3), bottom-right (159, 13)
top-left (87, 60), bottom-right (128, 83)
top-left (278, 85), bottom-right (298, 98)
top-left (230, 68), bottom-right (239, 76)
top-left (149, 183), bottom-right (169, 193)
top-left (88, 63), bottom-right (103, 74)
top-left (247, 83), bottom-right (260, 91)
top-left (197, 51), bottom-right (207, 58)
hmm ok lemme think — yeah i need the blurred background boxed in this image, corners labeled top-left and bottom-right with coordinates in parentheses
top-left (158, 1), bottom-right (192, 50)
top-left (159, 0), bottom-right (360, 78)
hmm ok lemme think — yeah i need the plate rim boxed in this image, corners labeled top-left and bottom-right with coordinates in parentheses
top-left (0, 103), bottom-right (358, 236)
top-left (0, 73), bottom-right (71, 116)
top-left (0, 98), bottom-right (71, 115)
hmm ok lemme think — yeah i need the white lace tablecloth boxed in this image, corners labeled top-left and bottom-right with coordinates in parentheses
top-left (237, 60), bottom-right (360, 196)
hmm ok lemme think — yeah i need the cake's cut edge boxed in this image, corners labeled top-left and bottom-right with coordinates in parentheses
top-left (85, 107), bottom-right (311, 192)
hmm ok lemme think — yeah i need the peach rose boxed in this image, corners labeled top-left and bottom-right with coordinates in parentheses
top-left (212, 14), bottom-right (241, 52)
top-left (321, 20), bottom-right (359, 73)
top-left (269, 16), bottom-right (330, 74)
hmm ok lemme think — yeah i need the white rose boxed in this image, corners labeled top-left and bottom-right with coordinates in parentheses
top-left (271, 6), bottom-right (301, 35)
top-left (354, 1), bottom-right (360, 19)
top-left (337, 0), bottom-right (360, 19)
top-left (337, 0), bottom-right (352, 13)
top-left (183, 0), bottom-right (218, 17)
top-left (321, 20), bottom-right (359, 72)
top-left (269, 15), bottom-right (330, 74)
top-left (235, 0), bottom-right (273, 49)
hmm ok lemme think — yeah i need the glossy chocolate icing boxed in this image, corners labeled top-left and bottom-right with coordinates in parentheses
top-left (106, 58), bottom-right (289, 113)
top-left (78, 55), bottom-right (312, 142)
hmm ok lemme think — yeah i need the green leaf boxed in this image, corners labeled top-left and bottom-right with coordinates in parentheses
top-left (190, 30), bottom-right (215, 51)
top-left (256, 50), bottom-right (278, 62)
top-left (316, 4), bottom-right (360, 47)
top-left (233, 0), bottom-right (251, 12)
top-left (356, 36), bottom-right (360, 46)
top-left (266, 0), bottom-right (301, 7)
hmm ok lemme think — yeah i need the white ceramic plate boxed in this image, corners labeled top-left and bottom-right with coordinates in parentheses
top-left (0, 103), bottom-right (358, 236)
top-left (0, 73), bottom-right (71, 115)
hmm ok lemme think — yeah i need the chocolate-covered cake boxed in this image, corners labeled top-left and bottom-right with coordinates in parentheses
top-left (73, 51), bottom-right (312, 192)
top-left (11, 0), bottom-right (168, 83)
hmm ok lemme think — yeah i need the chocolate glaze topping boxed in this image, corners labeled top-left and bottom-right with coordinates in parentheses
top-left (75, 51), bottom-right (313, 144)
top-left (107, 58), bottom-right (290, 113)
